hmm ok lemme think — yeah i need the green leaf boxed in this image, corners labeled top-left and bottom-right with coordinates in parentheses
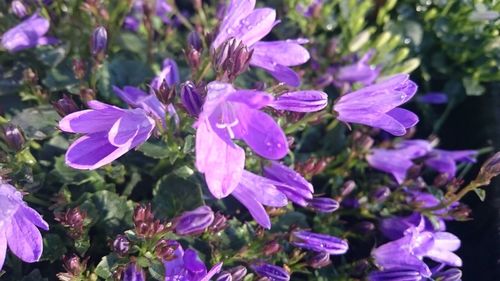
top-left (463, 77), bottom-right (485, 96)
top-left (153, 173), bottom-right (204, 218)
top-left (109, 58), bottom-right (153, 87)
top-left (35, 44), bottom-right (69, 67)
top-left (148, 259), bottom-right (166, 281)
top-left (138, 141), bottom-right (170, 159)
top-left (95, 254), bottom-right (120, 280)
top-left (42, 61), bottom-right (79, 92)
top-left (474, 188), bottom-right (486, 201)
top-left (41, 234), bottom-right (67, 262)
top-left (11, 105), bottom-right (60, 140)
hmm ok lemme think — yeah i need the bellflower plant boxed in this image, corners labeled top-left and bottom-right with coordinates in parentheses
top-left (0, 183), bottom-right (49, 270)
top-left (334, 50), bottom-right (381, 86)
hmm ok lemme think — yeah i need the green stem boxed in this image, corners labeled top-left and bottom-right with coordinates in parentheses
top-left (195, 61), bottom-right (212, 84)
top-left (285, 112), bottom-right (331, 134)
top-left (419, 180), bottom-right (482, 212)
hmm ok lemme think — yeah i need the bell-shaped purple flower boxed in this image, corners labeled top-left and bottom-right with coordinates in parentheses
top-left (150, 58), bottom-right (180, 91)
top-left (113, 86), bottom-right (168, 127)
top-left (366, 140), bottom-right (432, 184)
top-left (368, 269), bottom-right (423, 281)
top-left (231, 170), bottom-right (288, 229)
top-left (0, 183), bottom-right (49, 270)
top-left (122, 263), bottom-right (145, 281)
top-left (59, 100), bottom-right (155, 169)
top-left (425, 149), bottom-right (477, 179)
top-left (1, 12), bottom-right (59, 53)
top-left (263, 161), bottom-right (314, 206)
top-left (333, 74), bottom-right (419, 136)
top-left (307, 197), bottom-right (340, 213)
top-left (270, 90), bottom-right (328, 112)
top-left (174, 206), bottom-right (215, 236)
top-left (195, 81), bottom-right (287, 199)
top-left (291, 230), bottom-right (349, 255)
top-left (335, 50), bottom-right (381, 86)
top-left (213, 0), bottom-right (310, 86)
top-left (164, 242), bottom-right (222, 281)
top-left (379, 212), bottom-right (445, 240)
top-left (180, 81), bottom-right (203, 117)
top-left (251, 263), bottom-right (290, 281)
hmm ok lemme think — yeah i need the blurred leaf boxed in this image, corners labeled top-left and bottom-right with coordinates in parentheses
top-left (474, 188), bottom-right (486, 201)
top-left (95, 254), bottom-right (120, 280)
top-left (41, 234), bottom-right (67, 262)
top-left (153, 173), bottom-right (204, 218)
top-left (109, 58), bottom-right (153, 87)
top-left (35, 44), bottom-right (69, 67)
top-left (42, 61), bottom-right (79, 92)
top-left (148, 260), bottom-right (165, 281)
top-left (11, 105), bottom-right (60, 140)
top-left (138, 141), bottom-right (170, 159)
top-left (20, 270), bottom-right (47, 281)
top-left (272, 211), bottom-right (309, 233)
top-left (463, 77), bottom-right (485, 96)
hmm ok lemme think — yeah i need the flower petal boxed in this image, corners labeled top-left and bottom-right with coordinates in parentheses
top-left (433, 232), bottom-right (461, 251)
top-left (239, 171), bottom-right (288, 207)
top-left (59, 107), bottom-right (123, 134)
top-left (108, 109), bottom-right (154, 147)
top-left (0, 231), bottom-right (6, 271)
top-left (231, 8), bottom-right (276, 47)
top-left (252, 41), bottom-right (310, 66)
top-left (232, 186), bottom-right (271, 229)
top-left (387, 108), bottom-right (419, 128)
top-left (112, 86), bottom-right (149, 107)
top-left (425, 249), bottom-right (462, 267)
top-left (213, 0), bottom-right (256, 48)
top-left (227, 90), bottom-right (274, 109)
top-left (19, 206), bottom-right (49, 231)
top-left (271, 90), bottom-right (328, 112)
top-left (6, 212), bottom-right (43, 263)
top-left (367, 149), bottom-right (413, 184)
top-left (200, 262), bottom-right (223, 281)
top-left (250, 58), bottom-right (302, 87)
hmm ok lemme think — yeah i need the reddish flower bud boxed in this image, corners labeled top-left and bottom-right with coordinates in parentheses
top-left (1, 124), bottom-right (25, 151)
top-left (53, 95), bottom-right (79, 117)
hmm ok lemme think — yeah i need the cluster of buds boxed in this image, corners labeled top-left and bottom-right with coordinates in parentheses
top-left (1, 123), bottom-right (25, 152)
top-left (55, 207), bottom-right (88, 239)
top-left (154, 79), bottom-right (176, 105)
top-left (295, 156), bottom-right (333, 178)
top-left (351, 130), bottom-right (374, 152)
top-left (133, 204), bottom-right (168, 238)
top-left (212, 38), bottom-right (253, 82)
top-left (476, 151), bottom-right (500, 185)
top-left (52, 95), bottom-right (79, 117)
top-left (56, 254), bottom-right (88, 281)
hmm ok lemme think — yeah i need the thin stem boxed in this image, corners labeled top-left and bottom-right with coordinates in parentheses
top-left (285, 112), bottom-right (331, 134)
top-left (419, 180), bottom-right (482, 212)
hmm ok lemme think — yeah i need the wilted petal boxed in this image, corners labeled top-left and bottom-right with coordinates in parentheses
top-left (232, 187), bottom-right (271, 229)
top-left (6, 212), bottom-right (43, 263)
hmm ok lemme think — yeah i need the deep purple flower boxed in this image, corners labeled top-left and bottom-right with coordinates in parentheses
top-left (180, 81), bottom-right (203, 117)
top-left (333, 74), bottom-right (419, 136)
top-left (11, 0), bottom-right (27, 18)
top-left (2, 123), bottom-right (25, 151)
top-left (291, 230), bottom-right (348, 255)
top-left (251, 263), bottom-right (290, 281)
top-left (307, 197), bottom-right (340, 213)
top-left (372, 225), bottom-right (462, 278)
top-left (122, 263), bottom-right (145, 281)
top-left (174, 206), bottom-right (215, 236)
top-left (335, 50), bottom-right (381, 86)
top-left (113, 86), bottom-right (168, 127)
top-left (425, 149), bottom-right (477, 179)
top-left (0, 183), bottom-right (49, 270)
top-left (59, 100), bottom-right (155, 169)
top-left (368, 269), bottom-right (423, 281)
top-left (263, 161), bottom-right (314, 206)
top-left (379, 212), bottom-right (446, 240)
top-left (367, 140), bottom-right (432, 184)
top-left (213, 0), bottom-right (310, 86)
top-left (163, 242), bottom-right (222, 281)
top-left (151, 58), bottom-right (180, 91)
top-left (416, 92), bottom-right (448, 104)
top-left (195, 81), bottom-right (287, 198)
top-left (1, 12), bottom-right (59, 53)
top-left (231, 170), bottom-right (288, 229)
top-left (270, 90), bottom-right (328, 112)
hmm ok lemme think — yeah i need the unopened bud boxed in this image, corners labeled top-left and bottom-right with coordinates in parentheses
top-left (433, 268), bottom-right (462, 281)
top-left (208, 212), bottom-right (228, 233)
top-left (307, 197), bottom-right (339, 213)
top-left (180, 81), bottom-right (203, 117)
top-left (185, 47), bottom-right (201, 69)
top-left (55, 207), bottom-right (87, 239)
top-left (1, 124), bottom-right (25, 151)
top-left (227, 266), bottom-right (247, 281)
top-left (53, 95), bottom-right (79, 117)
top-left (57, 253), bottom-right (87, 281)
top-left (371, 186), bottom-right (391, 202)
top-left (23, 68), bottom-right (38, 84)
top-left (174, 205), bottom-right (214, 236)
top-left (155, 79), bottom-right (176, 105)
top-left (307, 252), bottom-right (331, 269)
top-left (340, 180), bottom-right (356, 197)
top-left (11, 0), bottom-right (27, 18)
top-left (262, 241), bottom-right (281, 256)
top-left (476, 152), bottom-right (500, 185)
top-left (188, 31), bottom-right (203, 51)
top-left (155, 239), bottom-right (180, 260)
top-left (213, 38), bottom-right (253, 82)
top-left (216, 272), bottom-right (232, 281)
top-left (91, 26), bottom-right (107, 60)
top-left (112, 235), bottom-right (130, 256)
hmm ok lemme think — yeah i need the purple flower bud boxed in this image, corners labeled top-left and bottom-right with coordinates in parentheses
top-left (91, 26), bottom-right (107, 58)
top-left (368, 269), bottom-right (422, 281)
top-left (307, 197), bottom-right (339, 213)
top-left (263, 161), bottom-right (313, 207)
top-left (155, 239), bottom-right (180, 260)
top-left (307, 252), bottom-right (331, 269)
top-left (122, 263), bottom-right (145, 281)
top-left (371, 186), bottom-right (391, 202)
top-left (1, 124), bottom-right (25, 151)
top-left (291, 230), bottom-right (349, 255)
top-left (270, 91), bottom-right (328, 113)
top-left (213, 38), bottom-right (253, 81)
top-left (180, 81), bottom-right (203, 117)
top-left (11, 0), bottom-right (27, 18)
top-left (185, 47), bottom-right (201, 69)
top-left (417, 92), bottom-right (448, 104)
top-left (216, 272), bottom-right (233, 281)
top-left (53, 95), bottom-right (79, 117)
top-left (251, 263), bottom-right (290, 281)
top-left (340, 180), bottom-right (356, 197)
top-left (188, 31), bottom-right (203, 51)
top-left (227, 266), bottom-right (247, 281)
top-left (174, 205), bottom-right (215, 235)
top-left (112, 235), bottom-right (130, 256)
top-left (432, 268), bottom-right (462, 281)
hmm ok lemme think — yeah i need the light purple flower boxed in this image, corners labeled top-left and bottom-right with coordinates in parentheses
top-left (367, 140), bottom-right (432, 184)
top-left (150, 58), bottom-right (180, 91)
top-left (195, 81), bottom-right (287, 199)
top-left (59, 100), bottom-right (155, 169)
top-left (335, 50), bottom-right (381, 86)
top-left (1, 12), bottom-right (59, 53)
top-left (263, 161), bottom-right (314, 206)
top-left (0, 183), bottom-right (49, 270)
top-left (163, 241), bottom-right (222, 281)
top-left (425, 149), bottom-right (477, 178)
top-left (122, 263), bottom-right (145, 281)
top-left (379, 212), bottom-right (446, 241)
top-left (231, 170), bottom-right (288, 229)
top-left (416, 92), bottom-right (448, 104)
top-left (333, 74), bottom-right (419, 136)
top-left (270, 90), bottom-right (328, 112)
top-left (124, 0), bottom-right (173, 31)
top-left (113, 86), bottom-right (167, 127)
top-left (174, 206), bottom-right (215, 236)
top-left (213, 0), bottom-right (310, 86)
top-left (251, 263), bottom-right (290, 281)
top-left (291, 230), bottom-right (349, 255)
top-left (11, 0), bottom-right (27, 18)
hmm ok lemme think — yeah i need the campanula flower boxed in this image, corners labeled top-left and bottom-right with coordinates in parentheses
top-left (163, 241), bottom-right (222, 281)
top-left (113, 86), bottom-right (168, 127)
top-left (0, 183), bottom-right (49, 271)
top-left (122, 263), bottom-right (145, 281)
top-left (368, 268), bottom-right (423, 281)
top-left (124, 0), bottom-right (172, 31)
top-left (425, 149), bottom-right (477, 179)
top-left (333, 74), bottom-right (419, 136)
top-left (213, 0), bottom-right (310, 86)
top-left (180, 81), bottom-right (203, 117)
top-left (291, 230), bottom-right (349, 255)
top-left (231, 170), bottom-right (288, 229)
top-left (379, 212), bottom-right (446, 240)
top-left (174, 206), bottom-right (215, 236)
top-left (150, 58), bottom-right (180, 91)
top-left (195, 81), bottom-right (287, 198)
top-left (270, 90), bottom-right (328, 112)
top-left (251, 263), bottom-right (290, 281)
top-left (1, 12), bottom-right (59, 53)
top-left (59, 100), bottom-right (155, 169)
top-left (307, 197), bottom-right (340, 213)
top-left (335, 50), bottom-right (381, 86)
top-left (263, 161), bottom-right (314, 206)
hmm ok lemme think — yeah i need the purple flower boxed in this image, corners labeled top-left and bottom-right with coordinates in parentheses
top-left (296, 0), bottom-right (322, 18)
top-left (251, 263), bottom-right (290, 281)
top-left (11, 0), bottom-right (27, 18)
top-left (333, 74), bottom-right (419, 136)
top-left (291, 230), bottom-right (349, 255)
top-left (231, 170), bottom-right (288, 229)
top-left (307, 197), bottom-right (340, 213)
top-left (163, 242), bottom-right (222, 281)
top-left (372, 226), bottom-right (462, 278)
top-left (432, 267), bottom-right (462, 281)
top-left (367, 140), bottom-right (432, 184)
top-left (0, 183), bottom-right (49, 270)
top-left (180, 81), bottom-right (203, 117)
top-left (122, 263), bottom-right (145, 281)
top-left (174, 206), bottom-right (215, 236)
top-left (150, 58), bottom-right (180, 91)
top-left (113, 86), bottom-right (167, 127)
top-left (1, 12), bottom-right (59, 53)
top-left (213, 0), bottom-right (310, 86)
top-left (59, 100), bottom-right (155, 169)
top-left (195, 81), bottom-right (287, 199)
top-left (335, 50), bottom-right (381, 86)
top-left (270, 90), bottom-right (328, 112)
top-left (416, 92), bottom-right (448, 104)
top-left (425, 149), bottom-right (477, 179)
top-left (379, 212), bottom-right (446, 240)
top-left (91, 26), bottom-right (107, 57)
top-left (263, 161), bottom-right (314, 206)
